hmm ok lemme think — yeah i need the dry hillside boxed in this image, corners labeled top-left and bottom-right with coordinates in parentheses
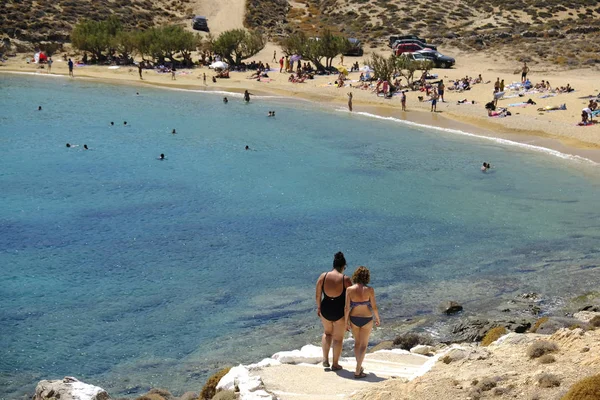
top-left (283, 0), bottom-right (600, 67)
top-left (2, 0), bottom-right (600, 67)
top-left (1, 0), bottom-right (197, 43)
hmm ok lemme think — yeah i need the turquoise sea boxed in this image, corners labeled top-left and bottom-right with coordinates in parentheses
top-left (1, 73), bottom-right (600, 398)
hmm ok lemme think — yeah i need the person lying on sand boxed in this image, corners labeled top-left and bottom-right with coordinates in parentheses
top-left (537, 104), bottom-right (567, 112)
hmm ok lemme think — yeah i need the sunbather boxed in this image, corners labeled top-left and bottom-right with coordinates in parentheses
top-left (537, 104), bottom-right (566, 112)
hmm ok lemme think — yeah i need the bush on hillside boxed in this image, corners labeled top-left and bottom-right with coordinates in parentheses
top-left (527, 340), bottom-right (558, 358)
top-left (561, 374), bottom-right (600, 400)
top-left (538, 354), bottom-right (556, 364)
top-left (537, 373), bottom-right (561, 388)
top-left (199, 367), bottom-right (231, 400)
top-left (481, 327), bottom-right (507, 346)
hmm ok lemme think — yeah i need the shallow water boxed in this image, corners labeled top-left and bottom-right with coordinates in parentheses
top-left (1, 74), bottom-right (600, 398)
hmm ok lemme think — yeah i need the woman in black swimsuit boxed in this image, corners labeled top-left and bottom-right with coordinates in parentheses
top-left (345, 266), bottom-right (380, 379)
top-left (315, 252), bottom-right (353, 370)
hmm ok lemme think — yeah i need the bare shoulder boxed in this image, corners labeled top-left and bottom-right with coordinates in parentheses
top-left (369, 286), bottom-right (376, 294)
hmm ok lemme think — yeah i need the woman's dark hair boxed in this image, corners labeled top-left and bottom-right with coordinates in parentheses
top-left (352, 266), bottom-right (370, 285)
top-left (333, 251), bottom-right (346, 272)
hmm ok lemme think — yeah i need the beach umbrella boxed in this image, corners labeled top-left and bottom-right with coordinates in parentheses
top-left (290, 54), bottom-right (302, 62)
top-left (337, 66), bottom-right (348, 76)
top-left (210, 61), bottom-right (229, 70)
top-left (360, 66), bottom-right (374, 73)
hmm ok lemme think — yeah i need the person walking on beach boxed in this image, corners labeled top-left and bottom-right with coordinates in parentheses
top-left (203, 72), bottom-right (207, 85)
top-left (68, 58), bottom-right (74, 77)
top-left (438, 80), bottom-right (445, 102)
top-left (316, 252), bottom-right (352, 370)
top-left (345, 266), bottom-right (380, 379)
top-left (284, 56), bottom-right (290, 73)
top-left (138, 63), bottom-right (143, 80)
top-left (171, 66), bottom-right (176, 80)
top-left (273, 50), bottom-right (277, 62)
top-left (494, 78), bottom-right (500, 92)
top-left (279, 57), bottom-right (284, 73)
top-left (47, 57), bottom-right (53, 74)
top-left (500, 79), bottom-right (505, 92)
top-left (521, 62), bottom-right (529, 83)
top-left (347, 92), bottom-right (353, 112)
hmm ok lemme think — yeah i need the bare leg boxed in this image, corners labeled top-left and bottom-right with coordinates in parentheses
top-left (331, 318), bottom-right (346, 368)
top-left (320, 316), bottom-right (333, 366)
top-left (351, 321), bottom-right (373, 376)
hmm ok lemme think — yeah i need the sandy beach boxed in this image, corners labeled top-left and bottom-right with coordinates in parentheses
top-left (3, 45), bottom-right (600, 164)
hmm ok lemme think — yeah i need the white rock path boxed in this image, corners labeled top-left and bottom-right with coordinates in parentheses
top-left (218, 344), bottom-right (450, 400)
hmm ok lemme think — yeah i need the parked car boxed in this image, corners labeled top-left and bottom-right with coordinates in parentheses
top-left (343, 38), bottom-right (364, 56)
top-left (394, 43), bottom-right (433, 56)
top-left (388, 34), bottom-right (427, 48)
top-left (414, 49), bottom-right (455, 68)
top-left (192, 16), bottom-right (209, 32)
top-left (392, 39), bottom-right (437, 51)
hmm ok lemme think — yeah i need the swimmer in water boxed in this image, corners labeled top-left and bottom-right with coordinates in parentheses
top-left (268, 111), bottom-right (273, 117)
top-left (84, 144), bottom-right (89, 150)
top-left (38, 106), bottom-right (42, 111)
top-left (124, 121), bottom-right (127, 126)
top-left (172, 129), bottom-right (176, 134)
top-left (66, 143), bottom-right (71, 148)
top-left (481, 162), bottom-right (490, 172)
top-left (245, 145), bottom-right (250, 150)
top-left (159, 153), bottom-right (165, 160)
top-left (223, 97), bottom-right (229, 103)
top-left (110, 121), bottom-right (114, 126)
top-left (244, 90), bottom-right (253, 102)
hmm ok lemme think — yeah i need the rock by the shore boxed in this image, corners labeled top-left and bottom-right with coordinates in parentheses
top-left (33, 377), bottom-right (109, 400)
top-left (534, 316), bottom-right (588, 334)
top-left (440, 301), bottom-right (463, 315)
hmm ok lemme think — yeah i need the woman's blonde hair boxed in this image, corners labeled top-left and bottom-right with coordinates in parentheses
top-left (352, 266), bottom-right (370, 285)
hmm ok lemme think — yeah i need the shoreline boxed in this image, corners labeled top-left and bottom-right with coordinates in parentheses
top-left (3, 67), bottom-right (600, 165)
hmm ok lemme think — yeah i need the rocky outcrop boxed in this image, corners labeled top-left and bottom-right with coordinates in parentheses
top-left (440, 301), bottom-right (463, 315)
top-left (33, 377), bottom-right (109, 400)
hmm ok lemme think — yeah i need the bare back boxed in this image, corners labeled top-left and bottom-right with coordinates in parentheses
top-left (322, 271), bottom-right (346, 297)
top-left (347, 284), bottom-right (374, 318)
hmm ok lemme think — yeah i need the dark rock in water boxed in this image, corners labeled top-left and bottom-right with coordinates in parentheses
top-left (529, 305), bottom-right (542, 315)
top-left (520, 292), bottom-right (541, 301)
top-left (512, 322), bottom-right (531, 333)
top-left (450, 318), bottom-right (534, 342)
top-left (440, 301), bottom-right (463, 315)
top-left (451, 319), bottom-right (492, 342)
top-left (392, 333), bottom-right (433, 350)
top-left (579, 305), bottom-right (600, 312)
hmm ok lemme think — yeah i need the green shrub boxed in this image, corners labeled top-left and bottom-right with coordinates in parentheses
top-left (561, 374), bottom-right (600, 399)
top-left (481, 327), bottom-right (507, 346)
top-left (200, 367), bottom-right (231, 400)
top-left (527, 340), bottom-right (558, 358)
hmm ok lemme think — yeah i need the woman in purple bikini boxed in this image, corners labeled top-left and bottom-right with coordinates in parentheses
top-left (315, 252), bottom-right (353, 370)
top-left (345, 266), bottom-right (381, 379)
